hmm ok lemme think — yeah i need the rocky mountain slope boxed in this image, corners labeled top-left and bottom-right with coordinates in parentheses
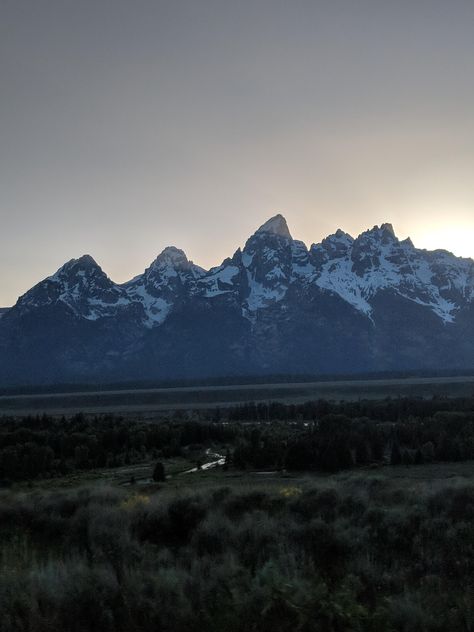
top-left (1, 215), bottom-right (473, 385)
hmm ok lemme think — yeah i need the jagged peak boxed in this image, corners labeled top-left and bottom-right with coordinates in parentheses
top-left (75, 254), bottom-right (97, 265)
top-left (69, 254), bottom-right (99, 267)
top-left (325, 229), bottom-right (354, 244)
top-left (357, 223), bottom-right (398, 242)
top-left (254, 214), bottom-right (292, 239)
top-left (154, 246), bottom-right (189, 265)
top-left (381, 223), bottom-right (395, 237)
top-left (147, 246), bottom-right (206, 278)
top-left (401, 236), bottom-right (414, 248)
top-left (310, 229), bottom-right (353, 255)
top-left (52, 254), bottom-right (102, 279)
top-left (335, 228), bottom-right (352, 239)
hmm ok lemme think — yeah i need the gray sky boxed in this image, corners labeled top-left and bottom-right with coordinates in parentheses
top-left (1, 0), bottom-right (474, 306)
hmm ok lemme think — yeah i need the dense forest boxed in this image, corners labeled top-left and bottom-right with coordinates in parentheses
top-left (0, 395), bottom-right (474, 482)
top-left (1, 476), bottom-right (473, 631)
top-left (0, 414), bottom-right (235, 482)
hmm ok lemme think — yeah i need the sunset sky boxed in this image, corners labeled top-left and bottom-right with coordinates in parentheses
top-left (1, 0), bottom-right (474, 306)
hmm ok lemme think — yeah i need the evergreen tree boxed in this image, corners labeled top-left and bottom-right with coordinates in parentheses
top-left (152, 461), bottom-right (166, 482)
top-left (414, 448), bottom-right (424, 465)
top-left (390, 442), bottom-right (402, 466)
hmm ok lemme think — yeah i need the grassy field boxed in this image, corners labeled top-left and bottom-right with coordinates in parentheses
top-left (2, 374), bottom-right (474, 417)
top-left (16, 453), bottom-right (474, 494)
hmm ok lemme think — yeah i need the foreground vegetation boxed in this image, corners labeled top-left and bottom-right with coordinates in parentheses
top-left (0, 469), bottom-right (473, 632)
top-left (1, 397), bottom-right (474, 630)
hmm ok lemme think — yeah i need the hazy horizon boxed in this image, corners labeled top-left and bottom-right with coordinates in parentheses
top-left (2, 1), bottom-right (474, 305)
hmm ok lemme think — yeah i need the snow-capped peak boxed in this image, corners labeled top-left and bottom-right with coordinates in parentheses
top-left (153, 246), bottom-right (189, 267)
top-left (75, 254), bottom-right (98, 266)
top-left (147, 246), bottom-right (206, 278)
top-left (122, 246), bottom-right (206, 327)
top-left (319, 229), bottom-right (354, 250)
top-left (334, 228), bottom-right (354, 242)
top-left (52, 254), bottom-right (101, 278)
top-left (10, 217), bottom-right (474, 333)
top-left (359, 223), bottom-right (397, 243)
top-left (309, 222), bottom-right (474, 324)
top-left (255, 214), bottom-right (292, 239)
top-left (14, 253), bottom-right (128, 321)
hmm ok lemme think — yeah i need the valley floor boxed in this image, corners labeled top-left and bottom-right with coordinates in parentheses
top-left (2, 373), bottom-right (474, 417)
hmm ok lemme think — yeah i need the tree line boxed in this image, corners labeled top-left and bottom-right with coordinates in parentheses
top-left (1, 395), bottom-right (474, 482)
top-left (0, 413), bottom-right (235, 482)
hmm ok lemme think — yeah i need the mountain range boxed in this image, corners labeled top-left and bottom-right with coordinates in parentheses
top-left (1, 214), bottom-right (474, 386)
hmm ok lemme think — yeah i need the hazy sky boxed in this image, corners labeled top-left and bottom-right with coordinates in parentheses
top-left (2, 0), bottom-right (474, 306)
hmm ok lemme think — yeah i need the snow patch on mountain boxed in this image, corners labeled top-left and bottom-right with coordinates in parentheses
top-left (123, 285), bottom-right (172, 325)
top-left (201, 264), bottom-right (240, 297)
top-left (243, 274), bottom-right (287, 318)
top-left (315, 257), bottom-right (373, 316)
top-left (290, 239), bottom-right (314, 279)
top-left (311, 226), bottom-right (474, 323)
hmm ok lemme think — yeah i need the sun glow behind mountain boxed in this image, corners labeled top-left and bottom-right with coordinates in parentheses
top-left (414, 224), bottom-right (474, 260)
top-left (2, 2), bottom-right (474, 307)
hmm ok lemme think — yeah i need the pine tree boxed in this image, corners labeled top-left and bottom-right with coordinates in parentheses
top-left (390, 442), bottom-right (402, 466)
top-left (152, 462), bottom-right (166, 482)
